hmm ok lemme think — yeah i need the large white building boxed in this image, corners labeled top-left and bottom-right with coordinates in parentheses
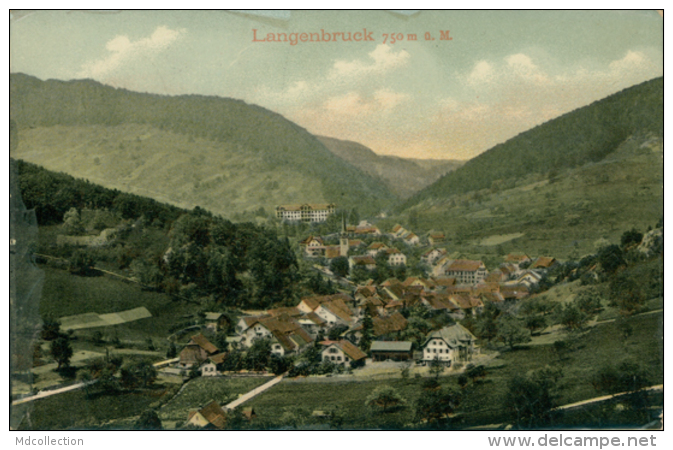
top-left (276, 203), bottom-right (336, 223)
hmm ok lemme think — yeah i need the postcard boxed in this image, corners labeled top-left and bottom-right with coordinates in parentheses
top-left (9, 10), bottom-right (663, 436)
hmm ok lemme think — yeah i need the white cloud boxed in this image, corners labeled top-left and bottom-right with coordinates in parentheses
top-left (330, 44), bottom-right (410, 79)
top-left (466, 60), bottom-right (493, 85)
top-left (79, 26), bottom-right (185, 78)
top-left (322, 88), bottom-right (408, 117)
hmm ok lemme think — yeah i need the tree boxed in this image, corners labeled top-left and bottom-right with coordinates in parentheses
top-left (597, 244), bottom-right (625, 275)
top-left (496, 315), bottom-right (531, 349)
top-left (359, 309), bottom-right (374, 353)
top-left (69, 249), bottom-right (96, 276)
top-left (166, 342), bottom-right (177, 358)
top-left (121, 360), bottom-right (157, 389)
top-left (365, 385), bottom-right (406, 413)
top-left (621, 228), bottom-right (643, 249)
top-left (41, 316), bottom-right (61, 341)
top-left (557, 302), bottom-right (588, 331)
top-left (134, 409), bottom-right (163, 430)
top-left (504, 367), bottom-right (562, 429)
top-left (50, 334), bottom-right (73, 370)
top-left (246, 338), bottom-right (271, 371)
top-left (62, 207), bottom-right (83, 235)
top-left (473, 302), bottom-right (500, 343)
top-left (466, 364), bottom-right (487, 384)
top-left (429, 356), bottom-right (445, 377)
top-left (329, 256), bottom-right (349, 278)
top-left (415, 386), bottom-right (461, 425)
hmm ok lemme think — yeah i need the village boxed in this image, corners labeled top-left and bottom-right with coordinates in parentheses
top-left (162, 204), bottom-right (564, 429)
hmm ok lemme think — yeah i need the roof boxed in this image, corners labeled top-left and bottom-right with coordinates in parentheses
top-left (446, 260), bottom-right (485, 272)
top-left (242, 407), bottom-right (257, 420)
top-left (300, 235), bottom-right (324, 245)
top-left (277, 203), bottom-right (335, 211)
top-left (189, 333), bottom-right (219, 354)
top-left (320, 340), bottom-right (367, 361)
top-left (370, 341), bottom-right (413, 352)
top-left (320, 300), bottom-right (355, 323)
top-left (325, 246), bottom-right (342, 259)
top-left (266, 306), bottom-right (302, 317)
top-left (423, 324), bottom-right (476, 348)
top-left (305, 311), bottom-right (327, 326)
top-left (348, 239), bottom-right (364, 247)
top-left (351, 255), bottom-right (376, 265)
top-left (428, 231), bottom-right (446, 239)
top-left (209, 352), bottom-right (228, 365)
top-left (432, 277), bottom-right (457, 287)
top-left (530, 256), bottom-right (557, 269)
top-left (422, 293), bottom-right (460, 311)
top-left (449, 294), bottom-right (483, 310)
top-left (404, 233), bottom-right (419, 240)
top-left (392, 224), bottom-right (403, 232)
top-left (196, 400), bottom-right (227, 429)
top-left (367, 242), bottom-right (388, 250)
top-left (205, 312), bottom-right (224, 321)
top-left (372, 312), bottom-right (408, 336)
top-left (505, 253), bottom-right (530, 263)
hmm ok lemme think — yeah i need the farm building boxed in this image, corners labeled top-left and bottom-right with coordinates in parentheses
top-left (370, 341), bottom-right (413, 361)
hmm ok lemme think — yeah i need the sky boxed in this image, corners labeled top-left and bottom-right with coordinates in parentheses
top-left (9, 10), bottom-right (663, 160)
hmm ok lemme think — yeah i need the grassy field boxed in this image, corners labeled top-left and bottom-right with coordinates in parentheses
top-left (38, 265), bottom-right (194, 346)
top-left (13, 384), bottom-right (179, 430)
top-left (158, 376), bottom-right (271, 425)
top-left (244, 310), bottom-right (663, 429)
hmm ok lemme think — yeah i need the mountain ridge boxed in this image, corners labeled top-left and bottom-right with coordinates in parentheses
top-left (9, 73), bottom-right (397, 219)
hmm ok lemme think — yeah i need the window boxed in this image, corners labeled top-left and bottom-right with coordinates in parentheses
top-left (337, 356), bottom-right (342, 361)
top-left (329, 348), bottom-right (338, 354)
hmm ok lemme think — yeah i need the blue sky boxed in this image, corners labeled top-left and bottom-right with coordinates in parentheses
top-left (10, 10), bottom-right (663, 160)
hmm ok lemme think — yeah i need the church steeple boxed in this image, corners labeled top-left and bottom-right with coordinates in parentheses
top-left (339, 213), bottom-right (349, 257)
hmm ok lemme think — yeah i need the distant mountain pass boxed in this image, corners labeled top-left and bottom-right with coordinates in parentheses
top-left (317, 136), bottom-right (464, 198)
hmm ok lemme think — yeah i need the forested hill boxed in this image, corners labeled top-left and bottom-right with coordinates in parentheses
top-left (9, 73), bottom-right (397, 218)
top-left (400, 77), bottom-right (663, 211)
top-left (317, 135), bottom-right (464, 199)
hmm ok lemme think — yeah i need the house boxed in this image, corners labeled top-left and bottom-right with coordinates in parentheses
top-left (517, 270), bottom-right (543, 288)
top-left (504, 253), bottom-right (532, 266)
top-left (370, 341), bottom-right (413, 361)
top-left (366, 242), bottom-right (389, 256)
top-left (499, 284), bottom-right (530, 301)
top-left (372, 312), bottom-right (408, 337)
top-left (242, 407), bottom-right (257, 421)
top-left (315, 300), bottom-right (356, 328)
top-left (386, 248), bottom-right (407, 266)
top-left (179, 333), bottom-right (219, 369)
top-left (445, 260), bottom-right (488, 285)
top-left (402, 276), bottom-right (436, 291)
top-left (276, 203), bottom-right (336, 223)
top-left (200, 352), bottom-right (227, 376)
top-left (448, 293), bottom-right (484, 316)
top-left (420, 292), bottom-right (462, 316)
top-left (530, 256), bottom-right (558, 270)
top-left (421, 324), bottom-right (476, 366)
top-left (204, 312), bottom-right (228, 332)
top-left (238, 314), bottom-right (314, 354)
top-left (320, 340), bottom-right (367, 367)
top-left (349, 255), bottom-right (377, 271)
top-left (403, 232), bottom-right (420, 246)
top-left (297, 312), bottom-right (328, 338)
top-left (391, 224), bottom-right (408, 239)
top-left (296, 294), bottom-right (355, 314)
top-left (421, 248), bottom-right (447, 265)
top-left (427, 231), bottom-right (446, 246)
top-left (187, 400), bottom-right (227, 429)
top-left (268, 327), bottom-right (313, 356)
top-left (300, 235), bottom-right (326, 257)
top-left (432, 256), bottom-right (454, 277)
